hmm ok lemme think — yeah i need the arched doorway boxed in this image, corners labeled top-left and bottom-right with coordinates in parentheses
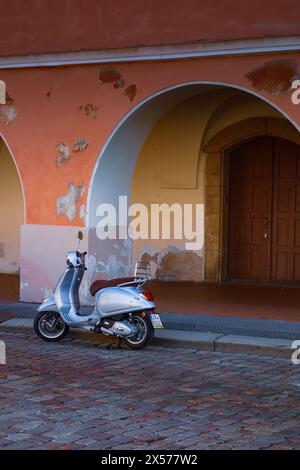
top-left (228, 136), bottom-right (300, 283)
top-left (204, 116), bottom-right (300, 282)
top-left (87, 83), bottom-right (300, 291)
top-left (0, 137), bottom-right (24, 300)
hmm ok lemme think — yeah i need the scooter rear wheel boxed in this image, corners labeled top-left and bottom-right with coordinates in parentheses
top-left (123, 314), bottom-right (153, 349)
top-left (34, 311), bottom-right (69, 342)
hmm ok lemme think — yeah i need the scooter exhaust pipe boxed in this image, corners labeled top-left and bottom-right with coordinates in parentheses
top-left (100, 326), bottom-right (115, 336)
top-left (100, 321), bottom-right (138, 337)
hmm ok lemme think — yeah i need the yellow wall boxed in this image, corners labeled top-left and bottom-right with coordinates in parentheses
top-left (0, 140), bottom-right (24, 273)
top-left (130, 89), bottom-right (282, 281)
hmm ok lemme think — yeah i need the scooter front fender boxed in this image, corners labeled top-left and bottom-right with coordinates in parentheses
top-left (37, 296), bottom-right (59, 313)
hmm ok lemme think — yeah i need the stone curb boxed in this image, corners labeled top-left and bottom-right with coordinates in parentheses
top-left (0, 317), bottom-right (294, 358)
top-left (154, 329), bottom-right (293, 358)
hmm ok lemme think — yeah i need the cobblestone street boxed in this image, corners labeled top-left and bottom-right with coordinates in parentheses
top-left (0, 329), bottom-right (300, 450)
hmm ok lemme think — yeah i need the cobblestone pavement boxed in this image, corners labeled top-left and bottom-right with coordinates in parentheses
top-left (0, 329), bottom-right (300, 450)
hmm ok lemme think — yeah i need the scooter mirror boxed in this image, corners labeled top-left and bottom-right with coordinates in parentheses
top-left (77, 231), bottom-right (84, 241)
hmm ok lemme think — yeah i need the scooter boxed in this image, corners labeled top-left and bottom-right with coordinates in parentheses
top-left (34, 231), bottom-right (163, 349)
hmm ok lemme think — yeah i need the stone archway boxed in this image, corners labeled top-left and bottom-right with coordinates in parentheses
top-left (203, 117), bottom-right (300, 282)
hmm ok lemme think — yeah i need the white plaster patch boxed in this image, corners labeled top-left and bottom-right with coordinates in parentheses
top-left (120, 238), bottom-right (132, 262)
top-left (96, 260), bottom-right (106, 272)
top-left (157, 244), bottom-right (181, 265)
top-left (55, 142), bottom-right (70, 167)
top-left (56, 182), bottom-right (85, 222)
top-left (0, 102), bottom-right (17, 124)
top-left (96, 239), bottom-right (133, 278)
top-left (106, 254), bottom-right (127, 278)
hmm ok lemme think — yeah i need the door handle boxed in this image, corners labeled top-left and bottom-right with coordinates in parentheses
top-left (264, 232), bottom-right (268, 239)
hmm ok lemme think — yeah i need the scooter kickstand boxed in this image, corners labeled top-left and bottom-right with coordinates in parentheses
top-left (106, 336), bottom-right (123, 350)
top-left (106, 340), bottom-right (114, 350)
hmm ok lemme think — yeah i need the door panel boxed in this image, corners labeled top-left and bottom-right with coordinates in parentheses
top-left (228, 136), bottom-right (300, 283)
top-left (228, 137), bottom-right (272, 280)
top-left (272, 138), bottom-right (300, 281)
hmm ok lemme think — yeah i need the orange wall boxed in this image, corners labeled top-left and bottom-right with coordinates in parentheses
top-left (0, 52), bottom-right (300, 227)
top-left (0, 0), bottom-right (300, 56)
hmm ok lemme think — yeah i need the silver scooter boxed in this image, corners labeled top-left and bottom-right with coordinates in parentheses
top-left (34, 231), bottom-right (163, 349)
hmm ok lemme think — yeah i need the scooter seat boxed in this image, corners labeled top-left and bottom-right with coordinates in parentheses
top-left (90, 277), bottom-right (135, 296)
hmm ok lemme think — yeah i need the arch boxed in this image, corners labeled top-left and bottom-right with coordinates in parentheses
top-left (0, 132), bottom-right (26, 224)
top-left (0, 135), bottom-right (25, 300)
top-left (87, 82), bottom-right (300, 228)
top-left (204, 117), bottom-right (300, 281)
top-left (204, 116), bottom-right (300, 152)
top-left (86, 81), bottom-right (300, 282)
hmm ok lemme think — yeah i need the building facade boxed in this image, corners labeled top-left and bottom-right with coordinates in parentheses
top-left (1, 1), bottom-right (300, 304)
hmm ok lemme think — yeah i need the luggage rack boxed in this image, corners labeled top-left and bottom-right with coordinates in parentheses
top-left (134, 261), bottom-right (152, 281)
top-left (117, 262), bottom-right (151, 287)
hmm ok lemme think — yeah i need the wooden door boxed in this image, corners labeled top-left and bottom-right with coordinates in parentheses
top-left (228, 136), bottom-right (300, 283)
top-left (272, 138), bottom-right (300, 281)
top-left (228, 137), bottom-right (272, 281)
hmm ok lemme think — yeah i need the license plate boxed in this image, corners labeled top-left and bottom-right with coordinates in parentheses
top-left (149, 313), bottom-right (164, 329)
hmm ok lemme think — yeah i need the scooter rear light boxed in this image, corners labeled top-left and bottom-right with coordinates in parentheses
top-left (140, 291), bottom-right (153, 301)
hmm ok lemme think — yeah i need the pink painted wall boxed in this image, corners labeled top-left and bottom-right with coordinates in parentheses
top-left (0, 0), bottom-right (300, 56)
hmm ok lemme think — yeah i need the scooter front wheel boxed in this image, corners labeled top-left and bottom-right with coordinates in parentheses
top-left (34, 311), bottom-right (69, 342)
top-left (123, 314), bottom-right (153, 350)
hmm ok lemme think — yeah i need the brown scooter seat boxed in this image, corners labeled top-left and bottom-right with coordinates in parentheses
top-left (90, 277), bottom-right (135, 296)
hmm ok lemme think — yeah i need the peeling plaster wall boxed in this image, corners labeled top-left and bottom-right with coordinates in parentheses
top-left (56, 182), bottom-right (85, 222)
top-left (245, 59), bottom-right (299, 97)
top-left (0, 93), bottom-right (17, 124)
top-left (0, 53), bottom-right (299, 300)
top-left (0, 139), bottom-right (23, 273)
top-left (0, 54), bottom-right (299, 230)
